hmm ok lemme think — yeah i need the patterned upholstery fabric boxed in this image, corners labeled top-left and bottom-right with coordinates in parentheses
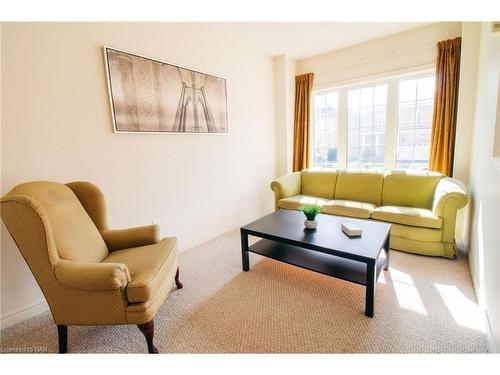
top-left (66, 181), bottom-right (109, 230)
top-left (101, 226), bottom-right (160, 252)
top-left (6, 181), bottom-right (108, 262)
top-left (104, 238), bottom-right (177, 303)
top-left (0, 181), bottom-right (178, 326)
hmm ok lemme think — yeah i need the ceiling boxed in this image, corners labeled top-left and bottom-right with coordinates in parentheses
top-left (214, 22), bottom-right (432, 59)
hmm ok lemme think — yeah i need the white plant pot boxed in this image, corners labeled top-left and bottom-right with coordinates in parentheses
top-left (304, 219), bottom-right (318, 230)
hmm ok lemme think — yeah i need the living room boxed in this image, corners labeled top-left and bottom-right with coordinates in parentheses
top-left (1, 0), bottom-right (499, 372)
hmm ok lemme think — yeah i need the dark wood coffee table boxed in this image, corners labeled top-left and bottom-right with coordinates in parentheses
top-left (240, 210), bottom-right (391, 317)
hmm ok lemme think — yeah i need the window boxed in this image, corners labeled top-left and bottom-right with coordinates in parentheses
top-left (347, 84), bottom-right (387, 169)
top-left (312, 91), bottom-right (339, 168)
top-left (396, 77), bottom-right (435, 169)
top-left (311, 70), bottom-right (435, 170)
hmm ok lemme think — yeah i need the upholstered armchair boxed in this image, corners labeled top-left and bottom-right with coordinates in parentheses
top-left (0, 181), bottom-right (182, 353)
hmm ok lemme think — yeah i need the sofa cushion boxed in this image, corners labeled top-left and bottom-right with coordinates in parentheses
top-left (103, 237), bottom-right (177, 303)
top-left (322, 200), bottom-right (376, 219)
top-left (301, 169), bottom-right (338, 200)
top-left (335, 170), bottom-right (384, 206)
top-left (371, 206), bottom-right (442, 229)
top-left (382, 170), bottom-right (443, 209)
top-left (277, 195), bottom-right (327, 211)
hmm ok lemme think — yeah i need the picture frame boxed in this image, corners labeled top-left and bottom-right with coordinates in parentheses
top-left (103, 46), bottom-right (229, 135)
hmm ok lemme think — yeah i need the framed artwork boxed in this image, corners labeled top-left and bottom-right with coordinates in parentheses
top-left (104, 47), bottom-right (228, 134)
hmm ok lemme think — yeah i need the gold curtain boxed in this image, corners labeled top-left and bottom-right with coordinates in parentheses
top-left (429, 37), bottom-right (462, 176)
top-left (293, 73), bottom-right (314, 172)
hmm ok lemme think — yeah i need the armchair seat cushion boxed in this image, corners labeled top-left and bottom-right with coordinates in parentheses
top-left (277, 195), bottom-right (327, 211)
top-left (371, 206), bottom-right (442, 229)
top-left (322, 199), bottom-right (376, 219)
top-left (103, 237), bottom-right (177, 303)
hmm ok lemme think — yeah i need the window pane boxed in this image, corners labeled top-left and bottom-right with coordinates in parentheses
top-left (348, 109), bottom-right (359, 128)
top-left (398, 102), bottom-right (415, 129)
top-left (312, 91), bottom-right (339, 168)
top-left (347, 147), bottom-right (360, 168)
top-left (416, 99), bottom-right (433, 125)
top-left (359, 107), bottom-right (373, 127)
top-left (374, 85), bottom-right (387, 105)
top-left (348, 128), bottom-right (360, 148)
top-left (347, 84), bottom-right (387, 169)
top-left (348, 89), bottom-right (359, 109)
top-left (360, 87), bottom-right (373, 107)
top-left (399, 79), bottom-right (417, 103)
top-left (374, 105), bottom-right (386, 127)
top-left (417, 77), bottom-right (435, 100)
top-left (396, 76), bottom-right (435, 169)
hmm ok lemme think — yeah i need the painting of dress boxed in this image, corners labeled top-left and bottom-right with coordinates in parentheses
top-left (104, 47), bottom-right (228, 134)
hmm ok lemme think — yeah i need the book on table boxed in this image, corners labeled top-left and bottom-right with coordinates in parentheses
top-left (341, 223), bottom-right (362, 237)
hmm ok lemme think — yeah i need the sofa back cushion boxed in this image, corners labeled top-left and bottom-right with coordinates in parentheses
top-left (301, 169), bottom-right (339, 200)
top-left (7, 181), bottom-right (109, 262)
top-left (382, 170), bottom-right (443, 209)
top-left (335, 170), bottom-right (384, 206)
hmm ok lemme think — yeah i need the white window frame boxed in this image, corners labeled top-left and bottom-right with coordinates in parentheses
top-left (310, 67), bottom-right (435, 170)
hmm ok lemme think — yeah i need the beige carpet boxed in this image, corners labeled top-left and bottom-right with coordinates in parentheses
top-left (0, 230), bottom-right (488, 353)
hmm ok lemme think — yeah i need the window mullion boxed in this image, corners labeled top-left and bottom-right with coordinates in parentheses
top-left (385, 79), bottom-right (398, 169)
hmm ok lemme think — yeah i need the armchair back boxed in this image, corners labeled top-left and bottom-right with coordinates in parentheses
top-left (2, 181), bottom-right (108, 263)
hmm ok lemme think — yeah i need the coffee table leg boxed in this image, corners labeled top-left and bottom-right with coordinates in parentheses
top-left (365, 261), bottom-right (376, 318)
top-left (241, 229), bottom-right (249, 271)
top-left (383, 237), bottom-right (390, 271)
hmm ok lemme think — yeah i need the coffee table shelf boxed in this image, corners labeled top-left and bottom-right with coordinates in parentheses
top-left (248, 238), bottom-right (386, 286)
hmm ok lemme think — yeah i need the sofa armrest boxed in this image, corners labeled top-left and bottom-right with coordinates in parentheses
top-left (101, 225), bottom-right (160, 251)
top-left (432, 177), bottom-right (468, 217)
top-left (54, 260), bottom-right (131, 290)
top-left (270, 172), bottom-right (302, 209)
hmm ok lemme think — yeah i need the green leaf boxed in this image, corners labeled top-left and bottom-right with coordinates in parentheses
top-left (301, 205), bottom-right (321, 220)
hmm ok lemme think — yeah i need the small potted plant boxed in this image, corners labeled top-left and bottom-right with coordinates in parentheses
top-left (301, 205), bottom-right (321, 230)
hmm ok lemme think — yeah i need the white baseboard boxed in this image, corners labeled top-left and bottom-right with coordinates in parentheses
top-left (0, 207), bottom-right (275, 330)
top-left (484, 310), bottom-right (497, 353)
top-left (177, 206), bottom-right (274, 253)
top-left (0, 299), bottom-right (49, 330)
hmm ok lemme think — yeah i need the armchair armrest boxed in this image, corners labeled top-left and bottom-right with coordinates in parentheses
top-left (432, 177), bottom-right (468, 217)
top-left (101, 225), bottom-right (160, 251)
top-left (270, 172), bottom-right (301, 209)
top-left (54, 260), bottom-right (131, 290)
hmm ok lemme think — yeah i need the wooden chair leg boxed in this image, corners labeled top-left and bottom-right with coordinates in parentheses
top-left (175, 266), bottom-right (183, 289)
top-left (57, 325), bottom-right (68, 354)
top-left (137, 319), bottom-right (158, 353)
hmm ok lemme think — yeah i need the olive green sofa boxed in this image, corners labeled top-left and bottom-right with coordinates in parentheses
top-left (270, 169), bottom-right (468, 259)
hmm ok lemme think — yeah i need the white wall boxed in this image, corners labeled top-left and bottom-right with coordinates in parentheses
top-left (0, 23), bottom-right (277, 327)
top-left (454, 23), bottom-right (481, 251)
top-left (273, 55), bottom-right (295, 175)
top-left (461, 23), bottom-right (500, 352)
